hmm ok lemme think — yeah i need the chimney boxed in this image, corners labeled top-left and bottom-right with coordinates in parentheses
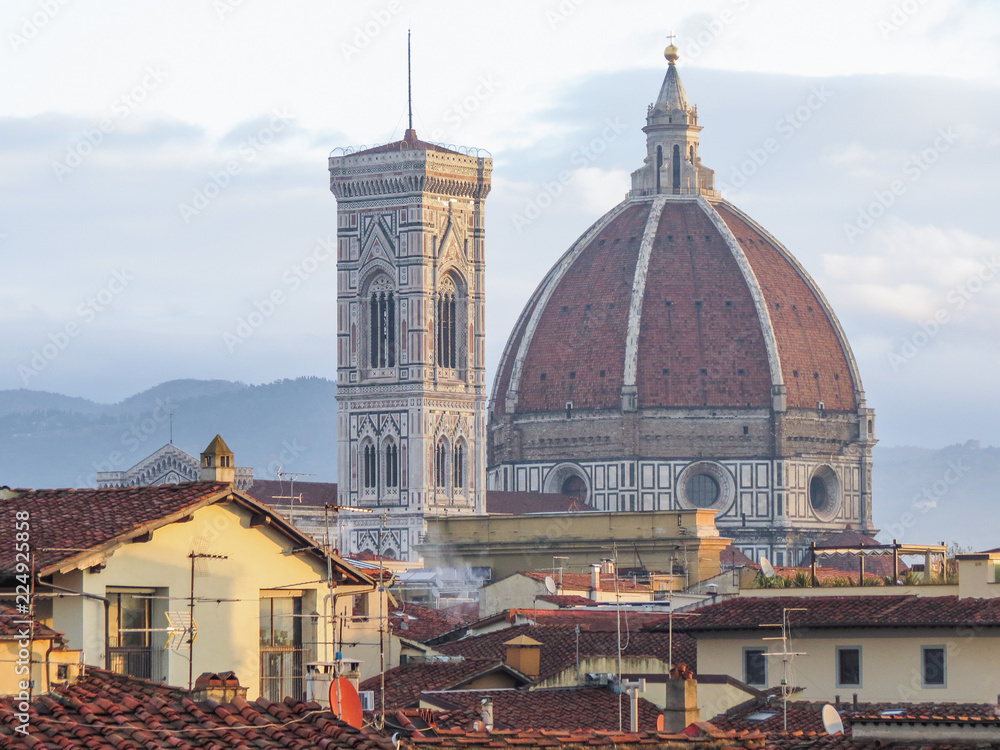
top-left (199, 434), bottom-right (236, 484)
top-left (591, 564), bottom-right (601, 593)
top-left (503, 634), bottom-right (542, 679)
top-left (662, 678), bottom-right (699, 733)
top-left (481, 697), bottom-right (494, 730)
top-left (192, 671), bottom-right (247, 702)
top-left (601, 558), bottom-right (616, 576)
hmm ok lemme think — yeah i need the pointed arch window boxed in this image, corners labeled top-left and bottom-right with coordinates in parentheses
top-left (384, 440), bottom-right (399, 489)
top-left (368, 280), bottom-right (396, 369)
top-left (453, 441), bottom-right (465, 489)
top-left (362, 440), bottom-right (377, 489)
top-left (435, 440), bottom-right (448, 488)
top-left (436, 278), bottom-right (458, 369)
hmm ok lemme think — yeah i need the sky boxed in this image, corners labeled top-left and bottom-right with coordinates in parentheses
top-left (2, 0), bottom-right (999, 449)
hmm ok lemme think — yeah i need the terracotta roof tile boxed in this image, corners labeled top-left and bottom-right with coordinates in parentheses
top-left (676, 595), bottom-right (1000, 632)
top-left (0, 668), bottom-right (394, 750)
top-left (418, 687), bottom-right (662, 732)
top-left (0, 604), bottom-right (63, 640)
top-left (360, 659), bottom-right (509, 711)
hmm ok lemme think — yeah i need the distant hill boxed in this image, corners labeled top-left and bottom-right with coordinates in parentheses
top-left (2, 379), bottom-right (995, 551)
top-left (870, 440), bottom-right (999, 553)
top-left (0, 377), bottom-right (337, 488)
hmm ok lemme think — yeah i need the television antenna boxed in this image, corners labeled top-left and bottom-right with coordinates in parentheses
top-left (187, 551), bottom-right (228, 690)
top-left (273, 469), bottom-right (316, 521)
top-left (761, 607), bottom-right (807, 731)
top-left (164, 611), bottom-right (197, 651)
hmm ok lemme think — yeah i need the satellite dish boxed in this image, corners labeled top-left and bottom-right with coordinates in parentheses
top-left (821, 704), bottom-right (844, 735)
top-left (544, 576), bottom-right (557, 594)
top-left (330, 675), bottom-right (364, 729)
top-left (759, 556), bottom-right (776, 578)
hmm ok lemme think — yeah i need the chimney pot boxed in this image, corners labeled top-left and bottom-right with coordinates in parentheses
top-left (481, 697), bottom-right (494, 730)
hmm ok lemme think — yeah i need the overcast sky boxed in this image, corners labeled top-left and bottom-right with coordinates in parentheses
top-left (3, 0), bottom-right (998, 449)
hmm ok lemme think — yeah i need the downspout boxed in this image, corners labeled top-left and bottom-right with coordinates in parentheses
top-left (34, 580), bottom-right (111, 670)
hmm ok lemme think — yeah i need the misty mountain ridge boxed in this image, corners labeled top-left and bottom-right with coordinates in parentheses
top-left (1, 378), bottom-right (996, 551)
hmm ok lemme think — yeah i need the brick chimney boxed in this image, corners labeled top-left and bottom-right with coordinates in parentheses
top-left (503, 634), bottom-right (542, 679)
top-left (662, 678), bottom-right (699, 733)
top-left (192, 671), bottom-right (247, 702)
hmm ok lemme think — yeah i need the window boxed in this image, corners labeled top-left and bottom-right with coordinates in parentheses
top-left (688, 474), bottom-right (720, 507)
top-left (108, 589), bottom-right (153, 679)
top-left (744, 647), bottom-right (767, 686)
top-left (837, 647), bottom-right (862, 687)
top-left (384, 440), bottom-right (399, 489)
top-left (453, 442), bottom-right (465, 489)
top-left (260, 594), bottom-right (304, 701)
top-left (369, 287), bottom-right (395, 368)
top-left (362, 441), bottom-right (377, 489)
top-left (922, 646), bottom-right (946, 687)
top-left (435, 441), bottom-right (448, 488)
top-left (436, 279), bottom-right (459, 369)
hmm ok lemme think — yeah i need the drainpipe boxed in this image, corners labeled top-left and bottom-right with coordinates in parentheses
top-left (34, 580), bottom-right (111, 670)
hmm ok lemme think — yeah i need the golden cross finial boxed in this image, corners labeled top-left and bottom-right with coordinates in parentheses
top-left (666, 32), bottom-right (676, 45)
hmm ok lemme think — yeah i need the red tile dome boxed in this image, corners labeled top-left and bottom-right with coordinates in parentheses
top-left (491, 196), bottom-right (862, 418)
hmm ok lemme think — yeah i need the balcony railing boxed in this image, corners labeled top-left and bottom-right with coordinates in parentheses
top-left (260, 647), bottom-right (305, 702)
top-left (109, 646), bottom-right (153, 680)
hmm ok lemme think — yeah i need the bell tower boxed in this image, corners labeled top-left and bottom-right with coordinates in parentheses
top-left (329, 129), bottom-right (491, 561)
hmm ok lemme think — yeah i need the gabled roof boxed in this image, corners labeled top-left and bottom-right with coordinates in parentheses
top-left (391, 603), bottom-right (476, 644)
top-left (508, 608), bottom-right (674, 631)
top-left (434, 624), bottom-right (695, 682)
top-left (536, 594), bottom-right (596, 607)
top-left (0, 603), bottom-right (62, 640)
top-left (0, 668), bottom-right (393, 750)
top-left (359, 659), bottom-right (529, 711)
top-left (676, 595), bottom-right (1000, 633)
top-left (419, 686), bottom-right (663, 731)
top-left (0, 482), bottom-right (371, 585)
top-left (248, 478), bottom-right (338, 507)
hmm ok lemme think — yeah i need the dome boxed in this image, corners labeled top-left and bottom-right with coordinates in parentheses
top-left (486, 45), bottom-right (875, 564)
top-left (491, 196), bottom-right (862, 418)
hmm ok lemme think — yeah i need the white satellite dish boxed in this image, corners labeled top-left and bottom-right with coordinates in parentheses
top-left (759, 556), bottom-right (776, 578)
top-left (544, 576), bottom-right (557, 594)
top-left (821, 704), bottom-right (844, 735)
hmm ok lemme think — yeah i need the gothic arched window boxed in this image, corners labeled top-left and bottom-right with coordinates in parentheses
top-left (453, 440), bottom-right (465, 489)
top-left (368, 278), bottom-right (396, 369)
top-left (435, 440), bottom-right (448, 488)
top-left (672, 144), bottom-right (681, 193)
top-left (384, 439), bottom-right (399, 489)
top-left (436, 277), bottom-right (459, 369)
top-left (362, 440), bottom-right (377, 489)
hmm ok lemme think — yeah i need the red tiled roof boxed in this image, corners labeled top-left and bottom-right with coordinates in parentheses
top-left (711, 696), bottom-right (1000, 748)
top-left (508, 608), bottom-right (674, 631)
top-left (247, 479), bottom-right (338, 508)
top-left (434, 624), bottom-right (695, 681)
top-left (419, 686), bottom-right (663, 731)
top-left (677, 595), bottom-right (1000, 632)
top-left (352, 130), bottom-right (461, 157)
top-left (400, 724), bottom-right (764, 749)
top-left (722, 545), bottom-right (755, 568)
top-left (751, 565), bottom-right (884, 585)
top-left (360, 659), bottom-right (520, 711)
top-left (392, 603), bottom-right (474, 644)
top-left (0, 668), bottom-right (394, 750)
top-left (0, 603), bottom-right (62, 640)
top-left (0, 483), bottom-right (371, 584)
top-left (440, 601), bottom-right (480, 624)
top-left (520, 570), bottom-right (653, 593)
top-left (485, 491), bottom-right (593, 514)
top-left (0, 483), bottom-right (231, 574)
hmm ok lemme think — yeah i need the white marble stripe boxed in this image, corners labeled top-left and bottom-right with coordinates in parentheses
top-left (504, 198), bottom-right (643, 412)
top-left (697, 196), bottom-right (785, 393)
top-left (621, 196), bottom-right (668, 392)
